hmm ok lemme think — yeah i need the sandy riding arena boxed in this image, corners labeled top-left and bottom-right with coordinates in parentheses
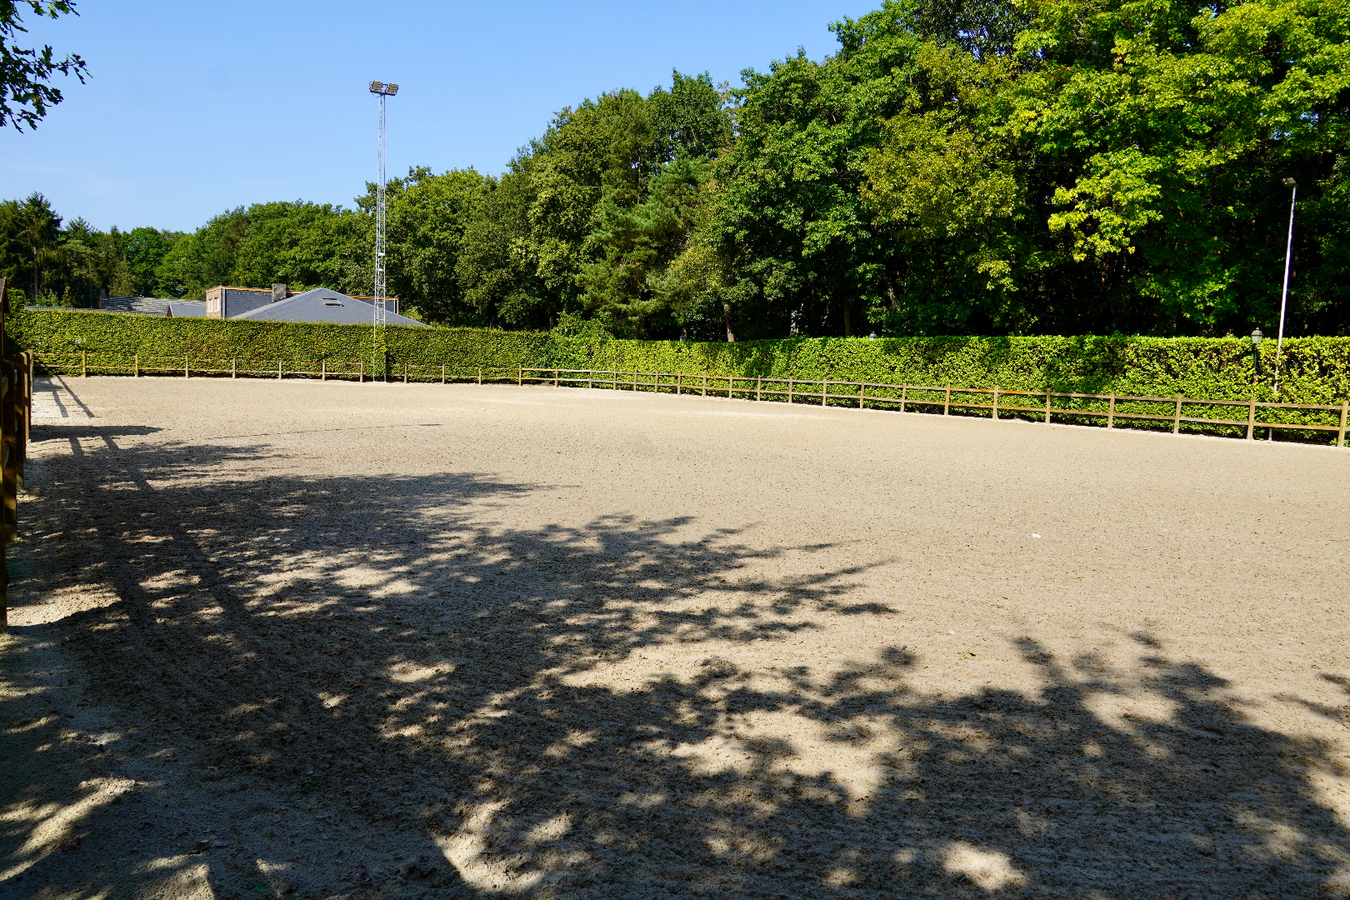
top-left (2, 375), bottom-right (1348, 900)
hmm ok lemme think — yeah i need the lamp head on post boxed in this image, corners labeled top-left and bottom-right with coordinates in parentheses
top-left (1282, 177), bottom-right (1297, 189)
top-left (1250, 327), bottom-right (1263, 348)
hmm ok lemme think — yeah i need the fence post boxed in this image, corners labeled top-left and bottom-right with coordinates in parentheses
top-left (612, 370), bottom-right (617, 390)
top-left (81, 351), bottom-right (87, 377)
top-left (1173, 396), bottom-right (1182, 434)
top-left (553, 368), bottom-right (559, 387)
top-left (992, 387), bottom-right (999, 420)
top-left (633, 371), bottom-right (638, 391)
top-left (1338, 400), bottom-right (1347, 448)
top-left (518, 366), bottom-right (522, 386)
top-left (943, 385), bottom-right (950, 416)
top-left (359, 360), bottom-right (364, 383)
top-left (1246, 397), bottom-right (1256, 440)
top-left (134, 353), bottom-right (140, 378)
top-left (404, 363), bottom-right (409, 384)
top-left (788, 378), bottom-right (794, 404)
top-left (756, 375), bottom-right (762, 401)
top-left (821, 380), bottom-right (828, 407)
top-left (1107, 393), bottom-right (1115, 428)
top-left (231, 358), bottom-right (236, 379)
top-left (728, 375), bottom-right (733, 399)
top-left (676, 373), bottom-right (681, 395)
top-left (321, 360), bottom-right (327, 382)
top-left (278, 360), bottom-right (283, 380)
top-left (900, 385), bottom-right (907, 413)
top-left (859, 383), bottom-right (865, 410)
top-left (1044, 390), bottom-right (1051, 424)
top-left (702, 374), bottom-right (707, 397)
top-left (185, 356), bottom-right (189, 379)
top-left (441, 364), bottom-right (446, 384)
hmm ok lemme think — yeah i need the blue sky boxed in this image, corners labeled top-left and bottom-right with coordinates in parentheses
top-left (1, 0), bottom-right (878, 233)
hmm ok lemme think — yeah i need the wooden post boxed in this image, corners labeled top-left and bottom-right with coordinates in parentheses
top-left (943, 385), bottom-right (950, 416)
top-left (2, 359), bottom-right (17, 545)
top-left (588, 370), bottom-right (594, 389)
top-left (278, 360), bottom-right (283, 380)
top-left (756, 375), bottom-right (762, 401)
top-left (359, 360), bottom-right (364, 383)
top-left (702, 374), bottom-right (707, 397)
top-left (1173, 396), bottom-right (1182, 434)
top-left (1044, 391), bottom-right (1051, 424)
top-left (788, 378), bottom-right (794, 404)
top-left (477, 366), bottom-right (481, 385)
top-left (81, 350), bottom-right (87, 377)
top-left (1107, 393), bottom-right (1115, 428)
top-left (518, 365), bottom-right (522, 386)
top-left (404, 363), bottom-right (409, 384)
top-left (632, 371), bottom-right (638, 391)
top-left (554, 368), bottom-right (559, 387)
top-left (321, 360), bottom-right (326, 382)
top-left (185, 356), bottom-right (189, 379)
top-left (727, 375), bottom-right (733, 399)
top-left (821, 380), bottom-right (828, 407)
top-left (1246, 397), bottom-right (1256, 440)
top-left (859, 383), bottom-right (865, 409)
top-left (231, 358), bottom-right (236, 379)
top-left (900, 385), bottom-right (907, 413)
top-left (1337, 400), bottom-right (1347, 448)
top-left (612, 370), bottom-right (617, 390)
top-left (992, 387), bottom-right (999, 420)
top-left (676, 373), bottom-right (681, 395)
top-left (134, 353), bottom-right (140, 378)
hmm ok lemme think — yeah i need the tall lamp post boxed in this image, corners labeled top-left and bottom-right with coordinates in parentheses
top-left (1273, 177), bottom-right (1296, 396)
top-left (369, 80), bottom-right (398, 375)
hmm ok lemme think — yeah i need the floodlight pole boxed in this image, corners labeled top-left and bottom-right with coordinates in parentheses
top-left (369, 80), bottom-right (398, 377)
top-left (1273, 177), bottom-right (1296, 396)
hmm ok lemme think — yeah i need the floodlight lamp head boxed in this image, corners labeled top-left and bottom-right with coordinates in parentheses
top-left (387, 83), bottom-right (399, 96)
top-left (369, 80), bottom-right (399, 96)
top-left (1282, 177), bottom-right (1297, 188)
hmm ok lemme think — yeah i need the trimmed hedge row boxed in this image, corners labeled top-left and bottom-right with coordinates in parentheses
top-left (9, 309), bottom-right (1349, 409)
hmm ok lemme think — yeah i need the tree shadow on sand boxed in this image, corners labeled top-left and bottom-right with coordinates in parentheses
top-left (2, 421), bottom-right (1348, 899)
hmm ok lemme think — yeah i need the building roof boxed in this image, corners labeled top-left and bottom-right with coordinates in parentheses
top-left (100, 295), bottom-right (172, 316)
top-left (232, 288), bottom-right (426, 327)
top-left (168, 302), bottom-right (207, 318)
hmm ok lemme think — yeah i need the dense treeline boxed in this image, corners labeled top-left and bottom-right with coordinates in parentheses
top-left (4, 0), bottom-right (1348, 338)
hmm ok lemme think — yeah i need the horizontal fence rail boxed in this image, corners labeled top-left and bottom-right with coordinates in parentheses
top-left (33, 353), bottom-right (1348, 448)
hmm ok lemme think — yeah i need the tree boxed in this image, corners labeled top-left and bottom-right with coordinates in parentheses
top-left (380, 166), bottom-right (491, 324)
top-left (0, 0), bottom-right (87, 131)
top-left (118, 227), bottom-right (182, 297)
top-left (0, 191), bottom-right (62, 301)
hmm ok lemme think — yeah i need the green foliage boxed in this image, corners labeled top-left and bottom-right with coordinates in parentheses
top-left (156, 201), bottom-right (369, 301)
top-left (0, 0), bottom-right (87, 131)
top-left (7, 12), bottom-right (1350, 339)
top-left (382, 167), bottom-right (492, 326)
top-left (10, 310), bottom-right (1346, 414)
top-left (456, 71), bottom-right (734, 337)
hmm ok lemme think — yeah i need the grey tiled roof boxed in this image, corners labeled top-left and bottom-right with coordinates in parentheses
top-left (99, 295), bottom-right (173, 316)
top-left (233, 288), bottom-right (427, 327)
top-left (168, 302), bottom-right (207, 318)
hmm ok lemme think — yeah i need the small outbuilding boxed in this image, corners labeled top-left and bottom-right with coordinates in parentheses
top-left (231, 288), bottom-right (426, 327)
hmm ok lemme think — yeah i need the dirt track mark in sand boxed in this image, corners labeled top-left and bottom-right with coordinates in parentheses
top-left (2, 375), bottom-right (1349, 899)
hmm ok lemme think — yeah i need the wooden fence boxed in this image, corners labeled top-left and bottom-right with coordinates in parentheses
top-left (0, 279), bottom-right (35, 631)
top-left (31, 353), bottom-right (1349, 448)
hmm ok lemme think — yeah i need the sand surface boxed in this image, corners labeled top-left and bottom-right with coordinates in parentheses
top-left (1, 374), bottom-right (1348, 899)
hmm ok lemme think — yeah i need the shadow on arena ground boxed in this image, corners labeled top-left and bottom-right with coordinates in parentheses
top-left (2, 420), bottom-right (1349, 899)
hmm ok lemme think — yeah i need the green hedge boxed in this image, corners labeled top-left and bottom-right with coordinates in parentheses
top-left (9, 308), bottom-right (1348, 411)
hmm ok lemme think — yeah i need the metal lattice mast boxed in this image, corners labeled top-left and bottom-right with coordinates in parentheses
top-left (369, 81), bottom-right (399, 336)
